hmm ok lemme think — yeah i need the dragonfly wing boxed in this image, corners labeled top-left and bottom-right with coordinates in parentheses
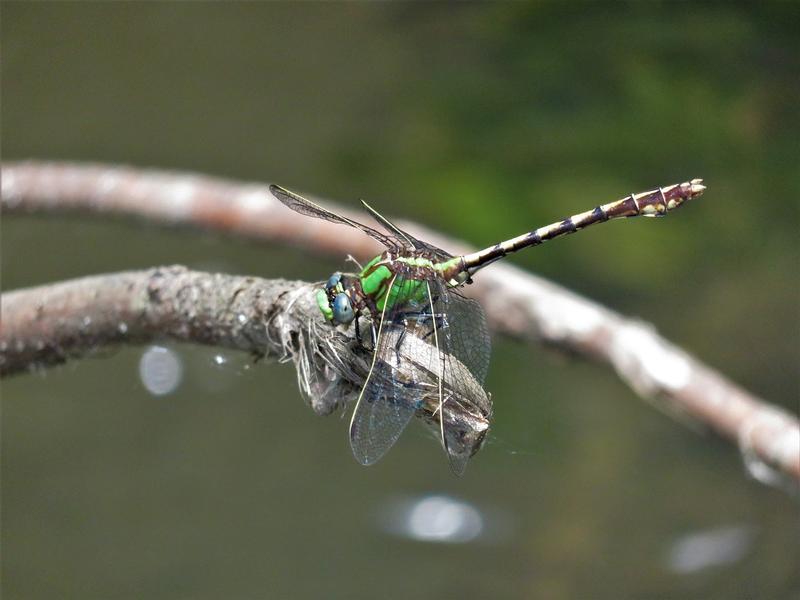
top-left (270, 185), bottom-right (399, 249)
top-left (349, 272), bottom-right (492, 472)
top-left (349, 348), bottom-right (419, 465)
top-left (426, 279), bottom-right (493, 474)
top-left (431, 283), bottom-right (491, 386)
top-left (360, 199), bottom-right (454, 260)
top-left (349, 274), bottom-right (426, 465)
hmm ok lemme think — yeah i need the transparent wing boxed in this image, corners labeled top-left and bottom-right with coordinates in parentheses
top-left (349, 272), bottom-right (493, 473)
top-left (431, 283), bottom-right (491, 386)
top-left (270, 184), bottom-right (399, 249)
top-left (360, 199), bottom-right (455, 260)
top-left (426, 279), bottom-right (492, 474)
top-left (349, 274), bottom-right (432, 465)
top-left (348, 344), bottom-right (420, 465)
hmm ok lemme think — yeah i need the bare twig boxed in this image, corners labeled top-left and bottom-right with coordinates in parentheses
top-left (0, 267), bottom-right (299, 373)
top-left (2, 161), bottom-right (798, 484)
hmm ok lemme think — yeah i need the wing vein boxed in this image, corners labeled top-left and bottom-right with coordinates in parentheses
top-left (425, 280), bottom-right (446, 452)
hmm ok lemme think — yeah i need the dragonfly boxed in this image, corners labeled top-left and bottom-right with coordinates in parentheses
top-left (270, 179), bottom-right (706, 474)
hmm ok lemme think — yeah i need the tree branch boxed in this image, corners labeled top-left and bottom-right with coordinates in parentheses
top-left (2, 161), bottom-right (798, 484)
top-left (0, 267), bottom-right (300, 376)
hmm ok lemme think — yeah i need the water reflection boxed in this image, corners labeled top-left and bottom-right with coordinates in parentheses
top-left (380, 494), bottom-right (486, 544)
top-left (667, 525), bottom-right (754, 574)
top-left (138, 345), bottom-right (183, 396)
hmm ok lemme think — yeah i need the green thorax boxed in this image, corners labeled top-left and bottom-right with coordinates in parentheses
top-left (358, 252), bottom-right (465, 312)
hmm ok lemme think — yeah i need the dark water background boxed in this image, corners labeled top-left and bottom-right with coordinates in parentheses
top-left (2, 3), bottom-right (798, 599)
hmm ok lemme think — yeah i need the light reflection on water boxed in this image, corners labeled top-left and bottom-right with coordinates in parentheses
top-left (379, 494), bottom-right (502, 544)
top-left (138, 345), bottom-right (183, 396)
top-left (667, 525), bottom-right (755, 575)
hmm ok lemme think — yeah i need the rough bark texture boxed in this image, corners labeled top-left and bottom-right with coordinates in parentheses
top-left (0, 267), bottom-right (303, 376)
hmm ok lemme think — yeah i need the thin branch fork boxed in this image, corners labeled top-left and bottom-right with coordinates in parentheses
top-left (2, 161), bottom-right (798, 484)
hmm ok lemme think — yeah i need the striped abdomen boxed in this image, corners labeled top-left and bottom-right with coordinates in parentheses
top-left (461, 179), bottom-right (705, 274)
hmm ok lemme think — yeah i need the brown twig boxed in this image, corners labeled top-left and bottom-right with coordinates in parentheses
top-left (2, 161), bottom-right (798, 484)
top-left (0, 267), bottom-right (300, 374)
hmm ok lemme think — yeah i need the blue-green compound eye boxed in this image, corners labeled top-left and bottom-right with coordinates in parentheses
top-left (326, 273), bottom-right (342, 291)
top-left (332, 293), bottom-right (355, 324)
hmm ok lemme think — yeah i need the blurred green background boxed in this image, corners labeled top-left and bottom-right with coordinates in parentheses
top-left (2, 2), bottom-right (798, 599)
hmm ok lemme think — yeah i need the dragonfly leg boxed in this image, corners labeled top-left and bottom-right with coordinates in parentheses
top-left (364, 296), bottom-right (379, 321)
top-left (354, 314), bottom-right (363, 345)
top-left (353, 313), bottom-right (378, 349)
top-left (410, 308), bottom-right (449, 341)
top-left (345, 254), bottom-right (364, 271)
top-left (370, 322), bottom-right (378, 349)
top-left (392, 316), bottom-right (409, 366)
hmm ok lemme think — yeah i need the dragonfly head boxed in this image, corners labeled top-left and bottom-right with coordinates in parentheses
top-left (316, 272), bottom-right (356, 325)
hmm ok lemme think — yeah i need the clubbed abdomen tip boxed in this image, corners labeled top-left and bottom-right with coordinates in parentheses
top-left (689, 178), bottom-right (706, 197)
